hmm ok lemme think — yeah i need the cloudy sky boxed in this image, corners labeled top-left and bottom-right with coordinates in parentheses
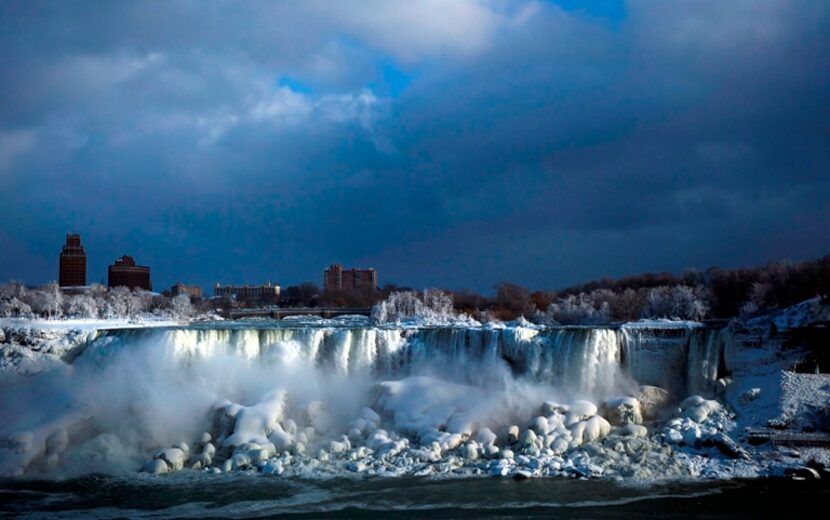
top-left (1, 0), bottom-right (829, 293)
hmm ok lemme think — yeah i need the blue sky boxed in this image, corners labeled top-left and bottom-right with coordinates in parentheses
top-left (1, 0), bottom-right (829, 293)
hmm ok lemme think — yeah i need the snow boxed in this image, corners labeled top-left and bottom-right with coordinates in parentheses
top-left (620, 319), bottom-right (704, 330)
top-left (774, 371), bottom-right (830, 431)
top-left (2, 304), bottom-right (829, 481)
top-left (1, 317), bottom-right (183, 332)
top-left (0, 317), bottom-right (184, 374)
top-left (742, 297), bottom-right (830, 331)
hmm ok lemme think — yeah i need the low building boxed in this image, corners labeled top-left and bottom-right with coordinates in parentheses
top-left (324, 264), bottom-right (378, 292)
top-left (108, 255), bottom-right (152, 291)
top-left (214, 282), bottom-right (280, 304)
top-left (59, 233), bottom-right (87, 287)
top-left (171, 282), bottom-right (203, 301)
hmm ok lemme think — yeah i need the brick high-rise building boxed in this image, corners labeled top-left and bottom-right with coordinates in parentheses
top-left (108, 255), bottom-right (152, 291)
top-left (59, 233), bottom-right (87, 287)
top-left (324, 264), bottom-right (378, 292)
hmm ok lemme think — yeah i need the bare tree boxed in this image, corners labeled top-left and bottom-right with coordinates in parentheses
top-left (494, 282), bottom-right (535, 318)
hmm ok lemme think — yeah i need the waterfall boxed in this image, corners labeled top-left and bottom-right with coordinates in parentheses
top-left (622, 325), bottom-right (728, 397)
top-left (87, 324), bottom-right (708, 398)
top-left (2, 321), bottom-right (734, 477)
top-left (687, 328), bottom-right (728, 396)
top-left (83, 323), bottom-right (731, 400)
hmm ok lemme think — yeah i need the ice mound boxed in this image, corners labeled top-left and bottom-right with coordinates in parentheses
top-left (122, 380), bottom-right (752, 482)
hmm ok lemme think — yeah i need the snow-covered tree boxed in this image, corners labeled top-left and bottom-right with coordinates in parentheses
top-left (546, 293), bottom-right (611, 325)
top-left (422, 289), bottom-right (455, 318)
top-left (372, 289), bottom-right (458, 323)
top-left (105, 286), bottom-right (130, 318)
top-left (641, 285), bottom-right (708, 320)
top-left (0, 281), bottom-right (27, 300)
top-left (131, 291), bottom-right (153, 317)
top-left (27, 282), bottom-right (64, 318)
top-left (0, 297), bottom-right (33, 318)
top-left (171, 294), bottom-right (193, 319)
top-left (66, 294), bottom-right (99, 318)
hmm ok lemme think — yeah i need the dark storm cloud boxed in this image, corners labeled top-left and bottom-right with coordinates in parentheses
top-left (1, 0), bottom-right (829, 292)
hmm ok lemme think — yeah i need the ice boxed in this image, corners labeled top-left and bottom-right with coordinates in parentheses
top-left (2, 314), bottom-right (827, 481)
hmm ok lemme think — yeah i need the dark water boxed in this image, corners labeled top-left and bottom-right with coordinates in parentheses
top-left (1, 475), bottom-right (827, 519)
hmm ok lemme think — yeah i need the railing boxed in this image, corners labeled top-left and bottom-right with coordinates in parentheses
top-left (747, 428), bottom-right (830, 448)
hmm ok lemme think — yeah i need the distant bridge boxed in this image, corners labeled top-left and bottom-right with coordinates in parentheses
top-left (222, 307), bottom-right (373, 320)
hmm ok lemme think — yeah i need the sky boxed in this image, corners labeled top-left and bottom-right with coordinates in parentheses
top-left (1, 0), bottom-right (829, 294)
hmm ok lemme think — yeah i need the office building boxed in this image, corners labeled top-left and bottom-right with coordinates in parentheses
top-left (213, 282), bottom-right (280, 303)
top-left (108, 255), bottom-right (152, 291)
top-left (59, 233), bottom-right (87, 287)
top-left (324, 264), bottom-right (378, 292)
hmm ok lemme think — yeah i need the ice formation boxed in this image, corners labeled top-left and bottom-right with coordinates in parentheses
top-left (0, 321), bottom-right (782, 480)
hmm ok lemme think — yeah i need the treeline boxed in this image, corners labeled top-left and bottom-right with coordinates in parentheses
top-left (4, 253), bottom-right (828, 323)
top-left (278, 254), bottom-right (830, 323)
top-left (549, 255), bottom-right (830, 321)
top-left (0, 282), bottom-right (197, 320)
top-left (402, 255), bottom-right (830, 323)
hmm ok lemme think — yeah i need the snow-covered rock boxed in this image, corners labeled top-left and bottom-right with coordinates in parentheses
top-left (601, 397), bottom-right (643, 426)
top-left (637, 386), bottom-right (671, 421)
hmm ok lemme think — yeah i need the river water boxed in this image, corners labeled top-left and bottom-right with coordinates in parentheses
top-left (1, 474), bottom-right (826, 518)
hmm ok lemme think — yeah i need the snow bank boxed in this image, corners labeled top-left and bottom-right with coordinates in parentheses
top-left (742, 297), bottom-right (830, 331)
top-left (1, 317), bottom-right (183, 332)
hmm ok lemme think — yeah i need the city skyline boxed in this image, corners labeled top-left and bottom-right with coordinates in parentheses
top-left (2, 1), bottom-right (829, 293)
top-left (54, 232), bottom-right (382, 295)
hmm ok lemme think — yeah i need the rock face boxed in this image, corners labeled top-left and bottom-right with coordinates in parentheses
top-left (637, 386), bottom-right (671, 421)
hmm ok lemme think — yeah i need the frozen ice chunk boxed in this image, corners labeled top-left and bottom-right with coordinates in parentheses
top-left (530, 416), bottom-right (548, 434)
top-left (142, 459), bottom-right (169, 475)
top-left (155, 448), bottom-right (185, 471)
top-left (476, 428), bottom-right (497, 447)
top-left (569, 400), bottom-right (597, 420)
top-left (618, 424), bottom-right (648, 438)
top-left (507, 425), bottom-right (520, 444)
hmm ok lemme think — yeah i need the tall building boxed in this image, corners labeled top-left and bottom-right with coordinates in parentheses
top-left (108, 255), bottom-right (152, 291)
top-left (59, 233), bottom-right (87, 287)
top-left (324, 264), bottom-right (378, 292)
top-left (213, 282), bottom-right (280, 303)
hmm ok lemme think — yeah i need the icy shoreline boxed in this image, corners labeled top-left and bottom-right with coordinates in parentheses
top-left (1, 316), bottom-right (828, 483)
